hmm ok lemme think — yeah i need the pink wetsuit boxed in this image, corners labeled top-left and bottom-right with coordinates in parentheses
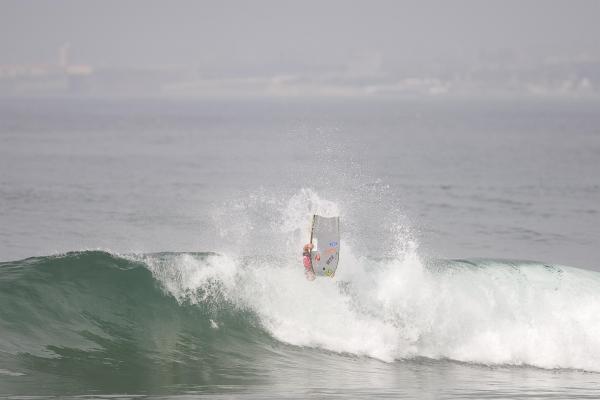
top-left (302, 251), bottom-right (312, 271)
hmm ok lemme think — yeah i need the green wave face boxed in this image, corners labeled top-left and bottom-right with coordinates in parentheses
top-left (0, 251), bottom-right (273, 394)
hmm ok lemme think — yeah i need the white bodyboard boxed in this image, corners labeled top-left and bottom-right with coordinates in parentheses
top-left (310, 215), bottom-right (340, 277)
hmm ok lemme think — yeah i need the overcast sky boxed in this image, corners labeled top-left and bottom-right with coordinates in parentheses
top-left (1, 0), bottom-right (599, 74)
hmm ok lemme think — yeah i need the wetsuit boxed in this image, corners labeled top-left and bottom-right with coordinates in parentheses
top-left (303, 249), bottom-right (312, 273)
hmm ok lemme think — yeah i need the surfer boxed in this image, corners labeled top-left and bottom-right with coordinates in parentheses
top-left (302, 243), bottom-right (316, 281)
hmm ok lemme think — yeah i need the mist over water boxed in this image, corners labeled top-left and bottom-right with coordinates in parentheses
top-left (1, 97), bottom-right (600, 398)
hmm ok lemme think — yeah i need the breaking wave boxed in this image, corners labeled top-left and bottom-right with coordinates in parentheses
top-left (2, 247), bottom-right (600, 391)
top-left (2, 189), bottom-right (600, 394)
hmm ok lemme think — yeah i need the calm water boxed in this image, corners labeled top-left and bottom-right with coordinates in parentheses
top-left (1, 97), bottom-right (600, 398)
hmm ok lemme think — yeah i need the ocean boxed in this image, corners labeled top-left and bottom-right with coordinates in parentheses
top-left (1, 96), bottom-right (600, 398)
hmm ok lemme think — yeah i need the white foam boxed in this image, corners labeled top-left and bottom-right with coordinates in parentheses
top-left (145, 190), bottom-right (600, 371)
top-left (0, 368), bottom-right (25, 377)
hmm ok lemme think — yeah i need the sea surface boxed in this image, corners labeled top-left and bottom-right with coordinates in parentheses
top-left (1, 96), bottom-right (600, 398)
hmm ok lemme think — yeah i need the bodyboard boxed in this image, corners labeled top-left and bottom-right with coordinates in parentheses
top-left (310, 215), bottom-right (340, 277)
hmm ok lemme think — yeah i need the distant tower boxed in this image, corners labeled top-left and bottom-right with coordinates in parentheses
top-left (58, 43), bottom-right (71, 68)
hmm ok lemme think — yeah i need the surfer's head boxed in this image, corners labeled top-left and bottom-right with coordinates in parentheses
top-left (303, 243), bottom-right (314, 252)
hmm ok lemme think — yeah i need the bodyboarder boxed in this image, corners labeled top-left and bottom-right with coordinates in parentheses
top-left (302, 243), bottom-right (316, 281)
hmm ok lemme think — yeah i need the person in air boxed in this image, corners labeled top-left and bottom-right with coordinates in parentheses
top-left (302, 243), bottom-right (316, 281)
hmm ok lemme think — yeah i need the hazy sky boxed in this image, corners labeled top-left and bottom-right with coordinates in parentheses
top-left (2, 0), bottom-right (599, 74)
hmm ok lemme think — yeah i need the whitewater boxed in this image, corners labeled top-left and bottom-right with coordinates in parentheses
top-left (143, 188), bottom-right (600, 372)
top-left (143, 249), bottom-right (600, 370)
